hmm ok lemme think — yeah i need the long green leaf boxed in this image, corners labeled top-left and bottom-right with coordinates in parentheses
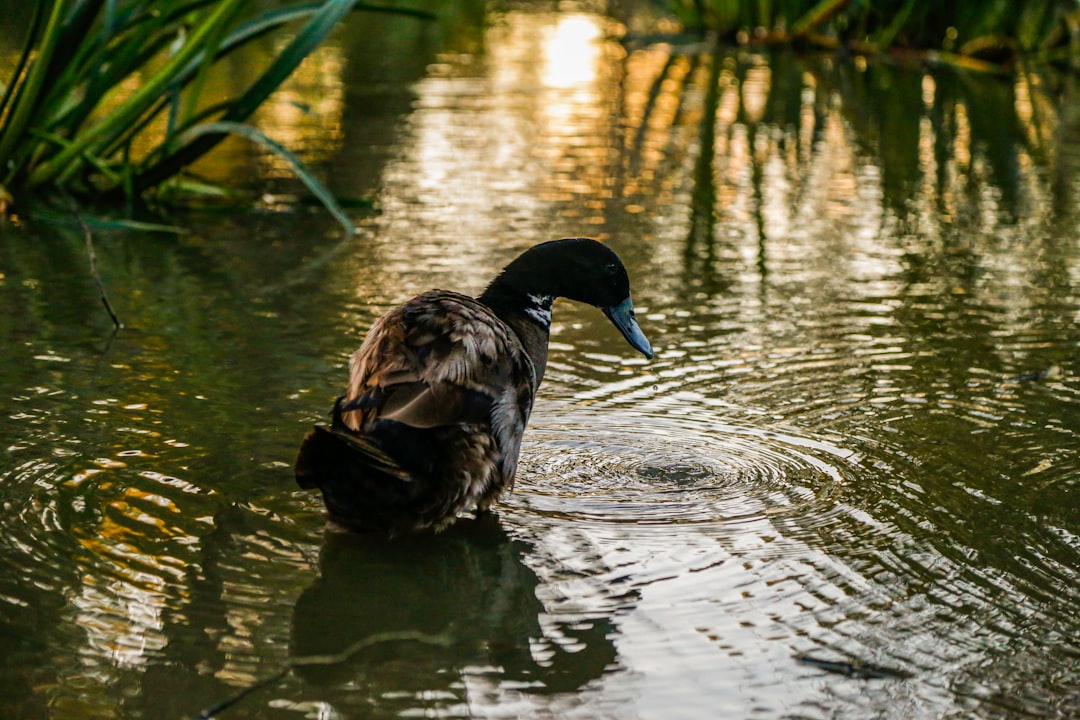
top-left (790, 0), bottom-right (855, 36)
top-left (198, 0), bottom-right (435, 75)
top-left (26, 0), bottom-right (248, 188)
top-left (18, 2), bottom-right (190, 173)
top-left (119, 5), bottom-right (333, 161)
top-left (23, 6), bottom-right (186, 167)
top-left (31, 208), bottom-right (188, 233)
top-left (40, 0), bottom-right (108, 106)
top-left (0, 0), bottom-right (67, 183)
top-left (5, 0), bottom-right (433, 198)
top-left (0, 1), bottom-right (45, 136)
top-left (42, 29), bottom-right (177, 142)
top-left (173, 120), bottom-right (356, 236)
top-left (51, 2), bottom-right (222, 152)
top-left (872, 0), bottom-right (918, 50)
top-left (176, 2), bottom-right (246, 129)
top-left (168, 4), bottom-right (347, 94)
top-left (133, 0), bottom-right (361, 191)
top-left (27, 126), bottom-right (124, 187)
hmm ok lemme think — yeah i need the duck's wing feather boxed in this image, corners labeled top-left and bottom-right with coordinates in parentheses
top-left (341, 291), bottom-right (536, 482)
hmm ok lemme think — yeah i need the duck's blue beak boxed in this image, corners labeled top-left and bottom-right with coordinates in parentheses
top-left (603, 296), bottom-right (653, 359)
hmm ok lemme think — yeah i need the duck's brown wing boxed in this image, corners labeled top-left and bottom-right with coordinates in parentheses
top-left (342, 291), bottom-right (536, 486)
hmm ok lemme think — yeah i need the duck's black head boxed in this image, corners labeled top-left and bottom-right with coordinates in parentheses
top-left (480, 238), bottom-right (653, 359)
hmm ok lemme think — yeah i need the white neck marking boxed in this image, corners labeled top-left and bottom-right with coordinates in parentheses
top-left (524, 294), bottom-right (553, 328)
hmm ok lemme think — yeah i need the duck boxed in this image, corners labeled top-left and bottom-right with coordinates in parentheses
top-left (295, 237), bottom-right (653, 534)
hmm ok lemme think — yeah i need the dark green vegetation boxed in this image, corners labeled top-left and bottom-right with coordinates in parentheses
top-left (665, 0), bottom-right (1080, 67)
top-left (0, 0), bottom-right (430, 211)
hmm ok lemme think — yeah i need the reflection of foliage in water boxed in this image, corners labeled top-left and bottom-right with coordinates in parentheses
top-left (660, 0), bottom-right (1080, 67)
top-left (618, 43), bottom-right (1078, 318)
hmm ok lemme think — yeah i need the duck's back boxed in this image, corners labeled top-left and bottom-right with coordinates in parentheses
top-left (296, 291), bottom-right (537, 533)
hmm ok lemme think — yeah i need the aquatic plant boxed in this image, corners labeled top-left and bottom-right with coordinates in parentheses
top-left (0, 0), bottom-right (431, 221)
top-left (663, 0), bottom-right (1080, 67)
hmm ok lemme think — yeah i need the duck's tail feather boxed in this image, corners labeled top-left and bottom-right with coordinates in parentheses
top-left (295, 422), bottom-right (428, 531)
top-left (294, 423), bottom-right (411, 488)
top-left (295, 395), bottom-right (419, 524)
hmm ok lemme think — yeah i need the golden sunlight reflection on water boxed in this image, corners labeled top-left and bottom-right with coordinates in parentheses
top-left (539, 14), bottom-right (604, 89)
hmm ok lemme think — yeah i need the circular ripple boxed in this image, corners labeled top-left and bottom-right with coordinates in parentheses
top-left (511, 400), bottom-right (857, 532)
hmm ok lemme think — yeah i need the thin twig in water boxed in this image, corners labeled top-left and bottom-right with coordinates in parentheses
top-left (193, 628), bottom-right (453, 719)
top-left (795, 653), bottom-right (913, 679)
top-left (66, 196), bottom-right (122, 329)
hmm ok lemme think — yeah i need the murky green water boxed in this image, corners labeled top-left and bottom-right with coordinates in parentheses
top-left (2, 4), bottom-right (1079, 719)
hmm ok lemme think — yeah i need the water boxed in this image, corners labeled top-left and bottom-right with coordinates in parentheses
top-left (1, 4), bottom-right (1079, 719)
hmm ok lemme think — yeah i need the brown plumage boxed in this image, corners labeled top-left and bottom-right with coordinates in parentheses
top-left (295, 238), bottom-right (653, 534)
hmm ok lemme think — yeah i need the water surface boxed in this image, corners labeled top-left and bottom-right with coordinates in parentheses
top-left (1, 4), bottom-right (1078, 719)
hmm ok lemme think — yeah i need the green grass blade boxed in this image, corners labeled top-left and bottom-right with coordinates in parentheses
top-left (103, 0), bottom-right (119, 34)
top-left (872, 0), bottom-right (918, 50)
top-left (107, 96), bottom-right (232, 169)
top-left (0, 0), bottom-right (67, 181)
top-left (176, 1), bottom-right (246, 128)
top-left (168, 3), bottom-right (431, 93)
top-left (212, 1), bottom-right (435, 60)
top-left (27, 126), bottom-right (123, 187)
top-left (45, 31), bottom-right (177, 141)
top-left (168, 5), bottom-right (329, 97)
top-left (3, 0), bottom-right (434, 198)
top-left (32, 4), bottom-right (180, 141)
top-left (174, 120), bottom-right (356, 236)
top-left (51, 2), bottom-right (219, 143)
top-left (134, 0), bottom-right (362, 191)
top-left (25, 0), bottom-right (248, 188)
top-left (42, 0), bottom-right (107, 98)
top-left (21, 2), bottom-right (189, 172)
top-left (0, 1), bottom-right (45, 135)
top-left (790, 0), bottom-right (854, 36)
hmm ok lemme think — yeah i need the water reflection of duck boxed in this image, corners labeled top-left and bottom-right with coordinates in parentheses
top-left (290, 514), bottom-right (619, 712)
top-left (295, 238), bottom-right (653, 534)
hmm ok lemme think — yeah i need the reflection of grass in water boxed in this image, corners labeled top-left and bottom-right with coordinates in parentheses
top-left (618, 41), bottom-right (1078, 383)
top-left (660, 0), bottom-right (1080, 67)
top-left (623, 43), bottom-right (1077, 241)
top-left (0, 0), bottom-right (432, 219)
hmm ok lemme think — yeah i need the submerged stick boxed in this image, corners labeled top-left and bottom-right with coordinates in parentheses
top-left (193, 629), bottom-right (453, 719)
top-left (66, 196), bottom-right (122, 329)
top-left (795, 653), bottom-right (913, 679)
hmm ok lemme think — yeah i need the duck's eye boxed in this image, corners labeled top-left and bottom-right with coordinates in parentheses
top-left (605, 262), bottom-right (617, 274)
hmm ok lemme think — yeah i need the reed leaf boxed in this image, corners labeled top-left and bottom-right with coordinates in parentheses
top-left (26, 0), bottom-right (248, 188)
top-left (132, 0), bottom-right (361, 192)
top-left (173, 120), bottom-right (356, 237)
top-left (0, 0), bottom-right (433, 210)
top-left (0, 1), bottom-right (67, 181)
top-left (790, 0), bottom-right (852, 37)
top-left (0, 2), bottom-right (46, 130)
top-left (872, 0), bottom-right (918, 50)
top-left (170, 2), bottom-right (434, 92)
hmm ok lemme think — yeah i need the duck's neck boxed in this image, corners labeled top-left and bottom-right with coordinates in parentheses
top-left (478, 283), bottom-right (553, 388)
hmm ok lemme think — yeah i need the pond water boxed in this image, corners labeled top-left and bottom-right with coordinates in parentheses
top-left (2, 4), bottom-right (1079, 719)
